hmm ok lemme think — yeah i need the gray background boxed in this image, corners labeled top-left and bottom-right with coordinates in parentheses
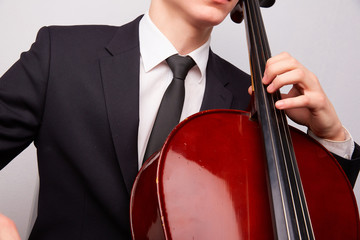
top-left (0, 0), bottom-right (359, 239)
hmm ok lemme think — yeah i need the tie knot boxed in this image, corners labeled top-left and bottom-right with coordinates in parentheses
top-left (166, 54), bottom-right (196, 80)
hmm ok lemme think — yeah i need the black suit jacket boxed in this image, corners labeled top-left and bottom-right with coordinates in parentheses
top-left (1, 16), bottom-right (359, 239)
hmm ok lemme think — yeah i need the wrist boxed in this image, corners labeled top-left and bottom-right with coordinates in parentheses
top-left (326, 123), bottom-right (346, 141)
top-left (309, 121), bottom-right (346, 141)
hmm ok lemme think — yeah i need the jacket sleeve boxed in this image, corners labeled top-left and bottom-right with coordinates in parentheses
top-left (0, 27), bottom-right (50, 169)
top-left (333, 142), bottom-right (360, 187)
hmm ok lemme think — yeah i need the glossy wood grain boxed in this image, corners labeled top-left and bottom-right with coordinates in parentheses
top-left (131, 110), bottom-right (359, 239)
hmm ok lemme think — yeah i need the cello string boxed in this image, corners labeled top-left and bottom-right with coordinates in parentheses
top-left (247, 0), bottom-right (315, 238)
top-left (254, 0), bottom-right (314, 236)
top-left (245, 0), bottom-right (291, 238)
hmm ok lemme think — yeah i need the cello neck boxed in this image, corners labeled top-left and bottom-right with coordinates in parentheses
top-left (239, 0), bottom-right (315, 238)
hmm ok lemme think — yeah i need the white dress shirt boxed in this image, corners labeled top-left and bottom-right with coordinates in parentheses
top-left (137, 12), bottom-right (355, 168)
top-left (138, 13), bottom-right (209, 167)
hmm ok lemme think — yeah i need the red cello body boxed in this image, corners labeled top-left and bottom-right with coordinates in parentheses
top-left (130, 109), bottom-right (359, 239)
top-left (130, 0), bottom-right (360, 238)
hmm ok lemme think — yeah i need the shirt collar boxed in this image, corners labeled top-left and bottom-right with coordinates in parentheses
top-left (139, 12), bottom-right (210, 80)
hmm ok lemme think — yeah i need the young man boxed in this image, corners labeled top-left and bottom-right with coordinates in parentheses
top-left (1, 0), bottom-right (359, 239)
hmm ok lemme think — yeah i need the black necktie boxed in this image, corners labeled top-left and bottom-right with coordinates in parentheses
top-left (143, 54), bottom-right (196, 162)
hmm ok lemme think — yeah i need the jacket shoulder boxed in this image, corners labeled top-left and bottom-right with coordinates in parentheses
top-left (40, 25), bottom-right (120, 47)
top-left (211, 52), bottom-right (249, 82)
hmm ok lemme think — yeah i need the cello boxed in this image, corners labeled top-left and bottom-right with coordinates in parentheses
top-left (130, 0), bottom-right (360, 239)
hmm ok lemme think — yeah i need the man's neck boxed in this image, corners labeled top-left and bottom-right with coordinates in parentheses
top-left (149, 4), bottom-right (212, 55)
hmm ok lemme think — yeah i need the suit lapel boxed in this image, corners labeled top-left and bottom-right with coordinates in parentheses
top-left (100, 16), bottom-right (142, 194)
top-left (201, 50), bottom-right (234, 111)
top-left (99, 19), bottom-right (235, 194)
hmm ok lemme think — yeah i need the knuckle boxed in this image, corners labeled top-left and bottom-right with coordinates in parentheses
top-left (273, 74), bottom-right (283, 86)
top-left (310, 72), bottom-right (320, 83)
top-left (295, 68), bottom-right (305, 80)
top-left (266, 64), bottom-right (276, 75)
top-left (316, 94), bottom-right (327, 106)
top-left (302, 95), bottom-right (311, 106)
top-left (266, 58), bottom-right (274, 67)
top-left (289, 57), bottom-right (298, 66)
top-left (281, 51), bottom-right (291, 59)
